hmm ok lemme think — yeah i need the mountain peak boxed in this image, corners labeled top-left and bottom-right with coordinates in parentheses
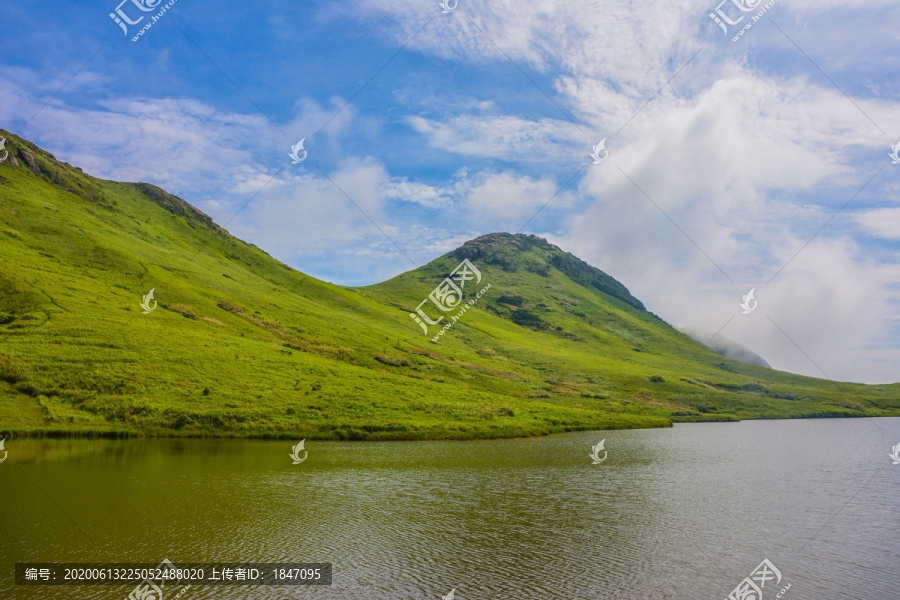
top-left (450, 232), bottom-right (645, 311)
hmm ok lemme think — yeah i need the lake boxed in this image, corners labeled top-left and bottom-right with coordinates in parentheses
top-left (1, 417), bottom-right (899, 599)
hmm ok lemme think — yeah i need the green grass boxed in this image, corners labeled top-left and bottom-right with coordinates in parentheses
top-left (0, 130), bottom-right (898, 439)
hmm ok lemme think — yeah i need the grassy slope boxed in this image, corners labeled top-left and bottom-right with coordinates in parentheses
top-left (0, 131), bottom-right (898, 439)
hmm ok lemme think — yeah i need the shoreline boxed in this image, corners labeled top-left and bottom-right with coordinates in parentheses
top-left (3, 411), bottom-right (893, 441)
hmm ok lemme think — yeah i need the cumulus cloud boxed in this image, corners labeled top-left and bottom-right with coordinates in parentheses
top-left (408, 113), bottom-right (582, 162)
top-left (854, 208), bottom-right (900, 240)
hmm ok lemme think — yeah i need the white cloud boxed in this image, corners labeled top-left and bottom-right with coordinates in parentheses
top-left (460, 170), bottom-right (575, 228)
top-left (854, 208), bottom-right (900, 239)
top-left (383, 176), bottom-right (449, 208)
top-left (408, 113), bottom-right (582, 162)
top-left (0, 71), bottom-right (273, 196)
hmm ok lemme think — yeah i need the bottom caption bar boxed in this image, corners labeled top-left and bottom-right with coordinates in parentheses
top-left (16, 563), bottom-right (331, 585)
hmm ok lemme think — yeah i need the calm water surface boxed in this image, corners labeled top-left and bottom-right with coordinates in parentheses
top-left (1, 418), bottom-right (899, 600)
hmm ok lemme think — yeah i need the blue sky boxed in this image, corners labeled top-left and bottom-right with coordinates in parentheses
top-left (2, 0), bottom-right (899, 383)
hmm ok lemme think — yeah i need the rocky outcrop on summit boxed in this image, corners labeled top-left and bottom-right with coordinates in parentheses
top-left (453, 232), bottom-right (645, 311)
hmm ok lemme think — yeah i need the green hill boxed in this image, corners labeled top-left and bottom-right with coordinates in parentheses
top-left (1, 130), bottom-right (898, 439)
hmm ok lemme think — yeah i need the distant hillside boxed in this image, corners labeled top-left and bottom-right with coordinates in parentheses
top-left (1, 130), bottom-right (898, 439)
top-left (681, 330), bottom-right (772, 369)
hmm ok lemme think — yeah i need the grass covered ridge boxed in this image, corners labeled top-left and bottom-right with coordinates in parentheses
top-left (1, 130), bottom-right (898, 439)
